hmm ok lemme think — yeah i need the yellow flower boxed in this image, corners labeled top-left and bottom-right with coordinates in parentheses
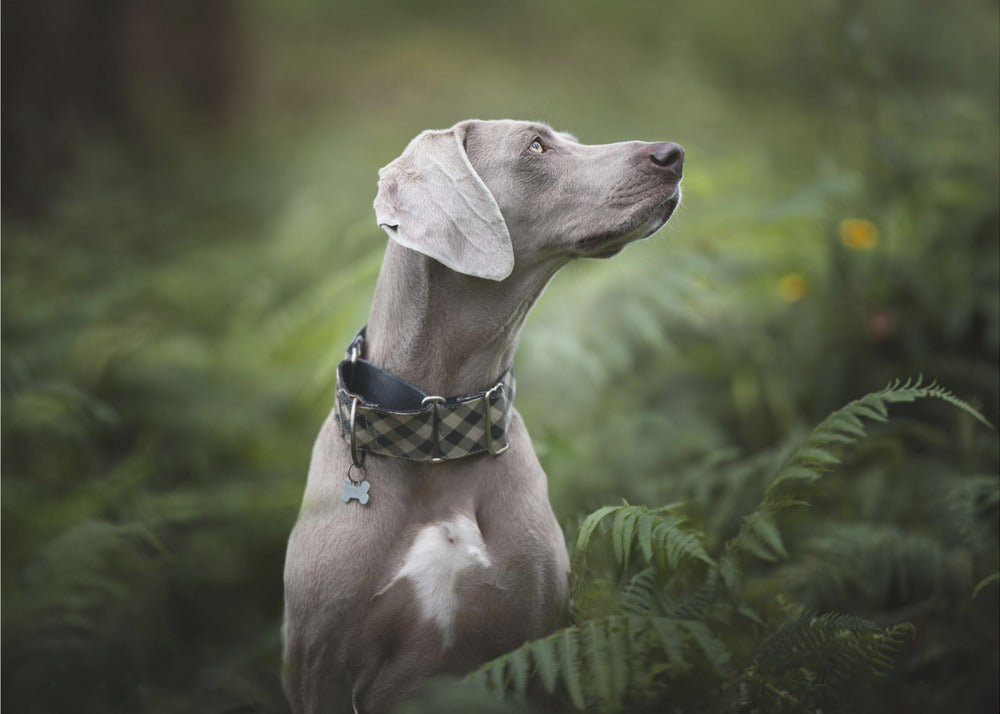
top-left (839, 218), bottom-right (878, 249)
top-left (778, 273), bottom-right (807, 302)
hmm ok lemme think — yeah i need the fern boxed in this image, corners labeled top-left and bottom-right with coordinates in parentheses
top-left (468, 615), bottom-right (736, 712)
top-left (583, 618), bottom-right (614, 704)
top-left (783, 523), bottom-right (969, 614)
top-left (574, 503), bottom-right (714, 574)
top-left (942, 474), bottom-right (1000, 550)
top-left (972, 572), bottom-right (999, 600)
top-left (733, 378), bottom-right (991, 561)
top-left (621, 567), bottom-right (657, 615)
top-left (739, 613), bottom-right (915, 714)
top-left (462, 378), bottom-right (993, 712)
top-left (571, 503), bottom-right (720, 626)
top-left (735, 510), bottom-right (788, 563)
top-left (3, 520), bottom-right (169, 709)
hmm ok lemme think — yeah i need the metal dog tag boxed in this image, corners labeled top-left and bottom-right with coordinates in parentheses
top-left (342, 478), bottom-right (370, 505)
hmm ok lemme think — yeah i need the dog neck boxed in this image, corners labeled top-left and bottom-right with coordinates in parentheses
top-left (365, 241), bottom-right (561, 397)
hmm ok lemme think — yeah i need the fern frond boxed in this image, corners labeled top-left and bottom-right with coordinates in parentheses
top-left (583, 619), bottom-right (614, 704)
top-left (942, 474), bottom-right (999, 549)
top-left (783, 522), bottom-right (968, 613)
top-left (575, 505), bottom-right (621, 555)
top-left (3, 520), bottom-right (168, 699)
top-left (612, 505), bottom-right (639, 570)
top-left (487, 655), bottom-right (507, 696)
top-left (559, 628), bottom-right (586, 709)
top-left (677, 618), bottom-right (736, 678)
top-left (740, 612), bottom-right (915, 714)
top-left (971, 572), bottom-right (998, 600)
top-left (625, 616), bottom-right (651, 693)
top-left (650, 617), bottom-right (685, 665)
top-left (732, 378), bottom-right (993, 563)
top-left (468, 615), bottom-right (735, 712)
top-left (575, 504), bottom-right (714, 575)
top-left (734, 510), bottom-right (788, 563)
top-left (506, 638), bottom-right (531, 697)
top-left (531, 635), bottom-right (559, 695)
top-left (769, 377), bottom-right (990, 503)
top-left (877, 376), bottom-right (993, 428)
top-left (621, 567), bottom-right (657, 615)
top-left (606, 618), bottom-right (629, 705)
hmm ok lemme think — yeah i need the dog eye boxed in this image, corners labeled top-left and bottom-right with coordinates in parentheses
top-left (528, 138), bottom-right (545, 154)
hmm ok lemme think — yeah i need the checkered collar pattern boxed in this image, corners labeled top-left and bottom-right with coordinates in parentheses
top-left (334, 327), bottom-right (514, 462)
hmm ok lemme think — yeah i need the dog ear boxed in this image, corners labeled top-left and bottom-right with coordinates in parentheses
top-left (373, 123), bottom-right (514, 281)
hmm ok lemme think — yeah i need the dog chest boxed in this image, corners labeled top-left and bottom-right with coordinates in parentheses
top-left (379, 515), bottom-right (492, 648)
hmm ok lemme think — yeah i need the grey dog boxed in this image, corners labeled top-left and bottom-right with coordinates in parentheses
top-left (283, 119), bottom-right (683, 714)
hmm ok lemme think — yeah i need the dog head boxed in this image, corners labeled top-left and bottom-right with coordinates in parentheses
top-left (374, 119), bottom-right (683, 280)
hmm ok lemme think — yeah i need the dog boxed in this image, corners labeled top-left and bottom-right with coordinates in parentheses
top-left (283, 119), bottom-right (683, 713)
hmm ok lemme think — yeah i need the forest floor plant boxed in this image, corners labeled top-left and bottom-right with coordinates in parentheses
top-left (399, 379), bottom-right (996, 713)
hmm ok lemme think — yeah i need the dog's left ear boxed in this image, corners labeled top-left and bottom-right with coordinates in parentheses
top-left (373, 123), bottom-right (514, 281)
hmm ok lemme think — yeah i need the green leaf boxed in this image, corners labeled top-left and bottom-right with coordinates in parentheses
top-left (507, 641), bottom-right (530, 697)
top-left (972, 572), bottom-right (1000, 599)
top-left (738, 511), bottom-right (787, 561)
top-left (651, 618), bottom-right (684, 664)
top-left (559, 628), bottom-right (586, 710)
top-left (679, 619), bottom-right (735, 678)
top-left (608, 618), bottom-right (629, 703)
top-left (531, 635), bottom-right (559, 695)
top-left (584, 620), bottom-right (612, 705)
top-left (488, 656), bottom-right (507, 693)
top-left (576, 505), bottom-right (620, 553)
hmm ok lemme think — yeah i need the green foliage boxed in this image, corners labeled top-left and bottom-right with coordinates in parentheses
top-left (740, 613), bottom-right (916, 714)
top-left (733, 378), bottom-right (991, 562)
top-left (449, 383), bottom-right (993, 713)
top-left (783, 523), bottom-right (969, 615)
top-left (576, 503), bottom-right (714, 575)
top-left (465, 615), bottom-right (738, 713)
top-left (3, 1), bottom-right (998, 713)
top-left (973, 573), bottom-right (1000, 601)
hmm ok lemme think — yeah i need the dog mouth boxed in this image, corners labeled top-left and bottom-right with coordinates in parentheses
top-left (575, 190), bottom-right (681, 259)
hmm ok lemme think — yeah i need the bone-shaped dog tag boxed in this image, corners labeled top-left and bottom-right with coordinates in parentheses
top-left (342, 478), bottom-right (370, 505)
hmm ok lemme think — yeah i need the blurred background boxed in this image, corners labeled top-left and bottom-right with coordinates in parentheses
top-left (2, 1), bottom-right (997, 712)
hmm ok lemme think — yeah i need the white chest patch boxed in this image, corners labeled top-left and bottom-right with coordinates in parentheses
top-left (382, 515), bottom-right (492, 648)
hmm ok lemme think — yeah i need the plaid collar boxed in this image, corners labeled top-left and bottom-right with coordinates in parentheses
top-left (335, 327), bottom-right (515, 463)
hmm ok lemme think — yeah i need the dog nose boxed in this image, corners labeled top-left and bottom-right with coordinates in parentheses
top-left (649, 142), bottom-right (684, 177)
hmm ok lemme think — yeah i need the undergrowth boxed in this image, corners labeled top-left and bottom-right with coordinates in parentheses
top-left (407, 380), bottom-right (997, 714)
top-left (3, 3), bottom-right (997, 713)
